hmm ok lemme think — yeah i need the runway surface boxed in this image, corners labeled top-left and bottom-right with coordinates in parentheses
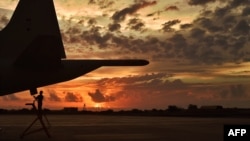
top-left (0, 115), bottom-right (250, 141)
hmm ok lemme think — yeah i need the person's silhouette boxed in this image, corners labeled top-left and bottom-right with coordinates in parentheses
top-left (34, 91), bottom-right (44, 114)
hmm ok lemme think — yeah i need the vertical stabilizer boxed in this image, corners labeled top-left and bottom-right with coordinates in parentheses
top-left (0, 0), bottom-right (66, 68)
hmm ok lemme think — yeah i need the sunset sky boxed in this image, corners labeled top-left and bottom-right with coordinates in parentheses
top-left (0, 0), bottom-right (250, 110)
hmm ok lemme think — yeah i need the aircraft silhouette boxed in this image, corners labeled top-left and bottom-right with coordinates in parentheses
top-left (0, 0), bottom-right (148, 96)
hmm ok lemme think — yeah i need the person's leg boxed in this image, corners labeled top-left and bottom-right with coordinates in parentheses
top-left (37, 103), bottom-right (42, 116)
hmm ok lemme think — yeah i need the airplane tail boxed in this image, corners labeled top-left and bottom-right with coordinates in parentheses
top-left (0, 0), bottom-right (148, 69)
top-left (0, 0), bottom-right (66, 68)
top-left (0, 0), bottom-right (149, 96)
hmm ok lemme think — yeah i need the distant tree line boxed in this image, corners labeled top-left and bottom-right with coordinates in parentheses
top-left (1, 104), bottom-right (250, 117)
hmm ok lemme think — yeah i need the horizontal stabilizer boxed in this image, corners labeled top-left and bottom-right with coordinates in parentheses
top-left (62, 59), bottom-right (149, 66)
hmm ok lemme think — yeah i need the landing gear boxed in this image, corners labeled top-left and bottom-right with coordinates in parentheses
top-left (20, 98), bottom-right (51, 138)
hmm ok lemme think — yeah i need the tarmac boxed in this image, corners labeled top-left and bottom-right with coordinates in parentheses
top-left (0, 115), bottom-right (250, 141)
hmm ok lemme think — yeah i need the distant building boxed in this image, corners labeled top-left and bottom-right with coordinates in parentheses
top-left (167, 105), bottom-right (181, 112)
top-left (200, 105), bottom-right (223, 110)
top-left (188, 104), bottom-right (198, 110)
top-left (63, 107), bottom-right (78, 112)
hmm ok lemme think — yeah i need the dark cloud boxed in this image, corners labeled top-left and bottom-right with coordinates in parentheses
top-left (193, 17), bottom-right (221, 33)
top-left (242, 7), bottom-right (250, 16)
top-left (88, 0), bottom-right (95, 4)
top-left (111, 0), bottom-right (157, 22)
top-left (146, 5), bottom-right (179, 19)
top-left (146, 11), bottom-right (161, 17)
top-left (64, 24), bottom-right (162, 54)
top-left (66, 27), bottom-right (81, 35)
top-left (88, 18), bottom-right (98, 26)
top-left (165, 6), bottom-right (179, 11)
top-left (65, 26), bottom-right (82, 43)
top-left (230, 0), bottom-right (249, 7)
top-left (214, 7), bottom-right (230, 18)
top-left (81, 28), bottom-right (113, 48)
top-left (188, 0), bottom-right (216, 6)
top-left (146, 12), bottom-right (155, 17)
top-left (64, 92), bottom-right (83, 102)
top-left (180, 23), bottom-right (192, 29)
top-left (127, 18), bottom-right (146, 32)
top-left (156, 0), bottom-right (250, 64)
top-left (161, 19), bottom-right (181, 32)
top-left (108, 23), bottom-right (121, 32)
top-left (233, 19), bottom-right (250, 35)
top-left (48, 90), bottom-right (61, 102)
top-left (88, 89), bottom-right (115, 103)
top-left (88, 0), bottom-right (114, 9)
top-left (60, 0), bottom-right (250, 65)
top-left (190, 28), bottom-right (206, 38)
